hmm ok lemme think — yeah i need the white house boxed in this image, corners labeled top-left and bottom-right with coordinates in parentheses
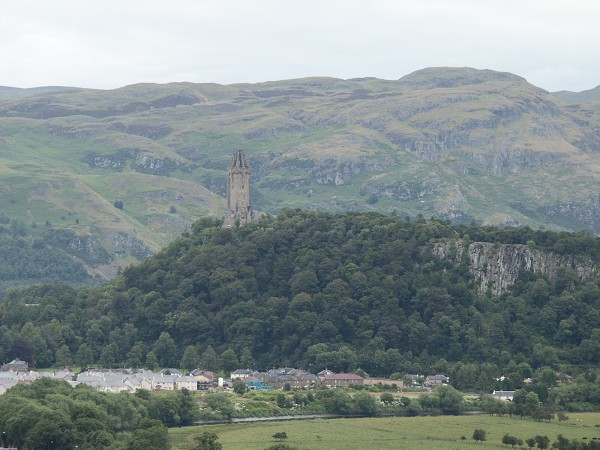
top-left (492, 390), bottom-right (515, 401)
top-left (230, 369), bottom-right (253, 380)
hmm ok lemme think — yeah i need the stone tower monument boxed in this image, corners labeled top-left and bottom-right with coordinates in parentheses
top-left (223, 150), bottom-right (255, 227)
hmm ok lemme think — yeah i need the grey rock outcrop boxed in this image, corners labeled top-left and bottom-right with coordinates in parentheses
top-left (540, 197), bottom-right (600, 234)
top-left (47, 229), bottom-right (111, 265)
top-left (433, 241), bottom-right (597, 295)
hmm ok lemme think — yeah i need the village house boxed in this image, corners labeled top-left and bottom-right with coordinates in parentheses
top-left (153, 373), bottom-right (180, 391)
top-left (230, 368), bottom-right (253, 380)
top-left (262, 368), bottom-right (318, 389)
top-left (1, 359), bottom-right (28, 372)
top-left (492, 390), bottom-right (515, 401)
top-left (425, 374), bottom-right (449, 387)
top-left (244, 376), bottom-right (273, 391)
top-left (318, 372), bottom-right (364, 387)
top-left (191, 368), bottom-right (215, 390)
top-left (193, 374), bottom-right (213, 391)
top-left (191, 369), bottom-right (215, 380)
top-left (0, 369), bottom-right (76, 394)
top-left (175, 375), bottom-right (198, 391)
top-left (0, 365), bottom-right (208, 396)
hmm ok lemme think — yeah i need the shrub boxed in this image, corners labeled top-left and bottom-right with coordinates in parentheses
top-left (272, 432), bottom-right (288, 441)
top-left (380, 392), bottom-right (395, 404)
top-left (472, 428), bottom-right (486, 443)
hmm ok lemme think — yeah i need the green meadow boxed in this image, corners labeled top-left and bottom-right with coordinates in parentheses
top-left (169, 413), bottom-right (600, 449)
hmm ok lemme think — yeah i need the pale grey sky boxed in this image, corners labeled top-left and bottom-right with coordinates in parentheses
top-left (1, 0), bottom-right (598, 92)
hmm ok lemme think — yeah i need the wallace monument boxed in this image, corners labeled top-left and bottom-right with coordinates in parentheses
top-left (223, 150), bottom-right (256, 227)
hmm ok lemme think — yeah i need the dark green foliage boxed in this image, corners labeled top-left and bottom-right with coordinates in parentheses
top-left (153, 331), bottom-right (178, 367)
top-left (367, 193), bottom-right (379, 205)
top-left (194, 431), bottom-right (223, 450)
top-left (276, 394), bottom-right (290, 409)
top-left (0, 231), bottom-right (92, 293)
top-left (126, 418), bottom-right (169, 450)
top-left (535, 435), bottom-right (550, 449)
top-left (430, 385), bottom-right (464, 415)
top-left (418, 385), bottom-right (465, 415)
top-left (316, 389), bottom-right (355, 415)
top-left (0, 210), bottom-right (599, 391)
top-left (380, 392), bottom-right (394, 404)
top-left (481, 395), bottom-right (507, 416)
top-left (146, 388), bottom-right (199, 426)
top-left (204, 393), bottom-right (235, 421)
top-left (472, 428), bottom-right (487, 443)
top-left (181, 345), bottom-right (201, 371)
top-left (265, 444), bottom-right (298, 450)
top-left (114, 199), bottom-right (124, 209)
top-left (502, 434), bottom-right (523, 448)
top-left (549, 435), bottom-right (600, 450)
top-left (220, 348), bottom-right (239, 372)
top-left (353, 391), bottom-right (380, 416)
top-left (272, 431), bottom-right (288, 440)
top-left (0, 378), bottom-right (197, 447)
top-left (233, 380), bottom-right (247, 395)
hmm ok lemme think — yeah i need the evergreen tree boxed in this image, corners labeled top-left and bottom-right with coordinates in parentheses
top-left (153, 332), bottom-right (178, 367)
top-left (201, 346), bottom-right (219, 371)
top-left (181, 345), bottom-right (201, 371)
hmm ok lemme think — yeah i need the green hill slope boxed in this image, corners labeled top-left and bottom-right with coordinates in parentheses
top-left (1, 211), bottom-right (598, 382)
top-left (1, 67), bottom-right (599, 279)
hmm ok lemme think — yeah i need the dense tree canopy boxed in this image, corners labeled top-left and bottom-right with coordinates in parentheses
top-left (0, 210), bottom-right (598, 392)
top-left (0, 217), bottom-right (93, 293)
top-left (0, 378), bottom-right (197, 449)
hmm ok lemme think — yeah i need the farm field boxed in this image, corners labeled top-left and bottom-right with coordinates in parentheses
top-left (169, 412), bottom-right (600, 449)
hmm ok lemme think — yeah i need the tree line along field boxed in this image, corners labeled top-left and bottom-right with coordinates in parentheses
top-left (169, 413), bottom-right (600, 449)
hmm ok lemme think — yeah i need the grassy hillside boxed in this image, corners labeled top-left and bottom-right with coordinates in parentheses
top-left (1, 68), bottom-right (599, 278)
top-left (170, 413), bottom-right (600, 450)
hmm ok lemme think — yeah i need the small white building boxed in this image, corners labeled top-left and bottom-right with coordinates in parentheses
top-left (230, 369), bottom-right (253, 380)
top-left (492, 390), bottom-right (515, 401)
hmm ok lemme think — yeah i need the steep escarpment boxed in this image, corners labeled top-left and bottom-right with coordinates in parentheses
top-left (433, 241), bottom-right (598, 295)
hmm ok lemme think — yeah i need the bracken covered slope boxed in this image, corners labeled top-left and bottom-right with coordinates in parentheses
top-left (0, 67), bottom-right (598, 276)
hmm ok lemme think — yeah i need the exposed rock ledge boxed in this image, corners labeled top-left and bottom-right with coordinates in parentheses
top-left (433, 241), bottom-right (597, 296)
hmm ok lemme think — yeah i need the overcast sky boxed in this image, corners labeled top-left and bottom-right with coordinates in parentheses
top-left (1, 0), bottom-right (598, 92)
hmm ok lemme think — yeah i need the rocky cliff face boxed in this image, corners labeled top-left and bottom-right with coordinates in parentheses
top-left (433, 241), bottom-right (598, 295)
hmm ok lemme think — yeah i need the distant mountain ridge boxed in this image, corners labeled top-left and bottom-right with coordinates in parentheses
top-left (552, 85), bottom-right (600, 104)
top-left (0, 67), bottom-right (598, 278)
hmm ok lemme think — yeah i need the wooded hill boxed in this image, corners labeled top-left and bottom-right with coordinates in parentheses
top-left (1, 67), bottom-right (599, 276)
top-left (1, 211), bottom-right (598, 392)
top-left (0, 211), bottom-right (94, 293)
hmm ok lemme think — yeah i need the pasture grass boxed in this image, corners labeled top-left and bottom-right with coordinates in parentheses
top-left (169, 413), bottom-right (600, 449)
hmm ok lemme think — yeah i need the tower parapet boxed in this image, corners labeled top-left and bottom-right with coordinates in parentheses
top-left (224, 150), bottom-right (255, 227)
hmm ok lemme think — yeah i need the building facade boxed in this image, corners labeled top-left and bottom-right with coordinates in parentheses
top-left (223, 150), bottom-right (255, 227)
